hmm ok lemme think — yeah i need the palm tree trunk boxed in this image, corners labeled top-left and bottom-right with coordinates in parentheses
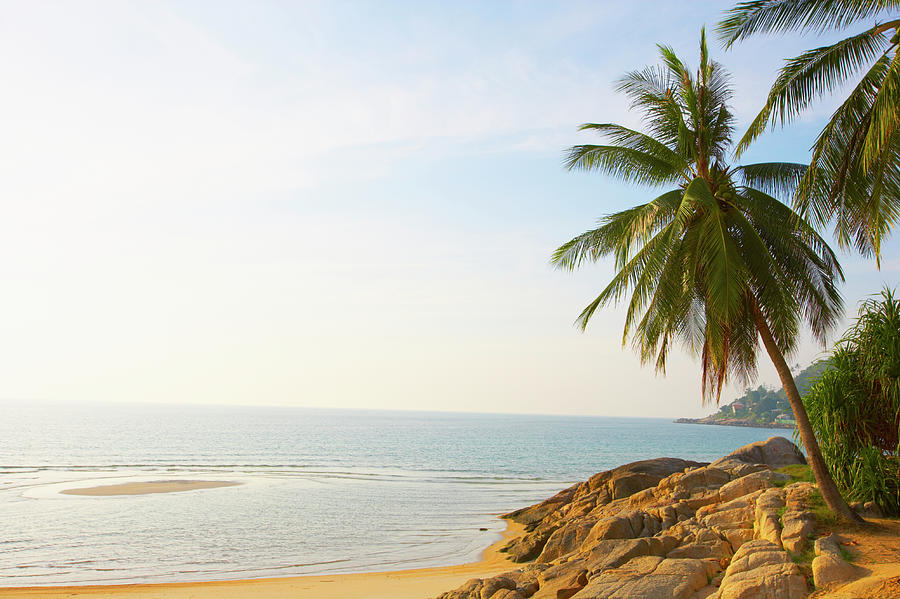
top-left (750, 299), bottom-right (864, 524)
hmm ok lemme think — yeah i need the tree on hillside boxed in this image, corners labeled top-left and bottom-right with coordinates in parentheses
top-left (552, 31), bottom-right (862, 522)
top-left (804, 288), bottom-right (900, 515)
top-left (717, 1), bottom-right (900, 263)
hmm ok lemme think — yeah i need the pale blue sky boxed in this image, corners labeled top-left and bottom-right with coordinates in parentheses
top-left (0, 1), bottom-right (895, 417)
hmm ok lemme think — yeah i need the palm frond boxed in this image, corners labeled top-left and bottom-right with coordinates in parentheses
top-left (735, 162), bottom-right (808, 198)
top-left (735, 27), bottom-right (891, 155)
top-left (717, 0), bottom-right (899, 48)
top-left (564, 144), bottom-right (684, 187)
top-left (577, 123), bottom-right (689, 174)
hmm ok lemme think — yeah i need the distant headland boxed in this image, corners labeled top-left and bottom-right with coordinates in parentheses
top-left (675, 360), bottom-right (831, 430)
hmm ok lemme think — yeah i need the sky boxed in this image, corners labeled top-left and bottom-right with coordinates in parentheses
top-left (0, 1), bottom-right (896, 418)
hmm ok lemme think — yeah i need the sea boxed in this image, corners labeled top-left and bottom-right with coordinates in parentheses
top-left (0, 401), bottom-right (790, 586)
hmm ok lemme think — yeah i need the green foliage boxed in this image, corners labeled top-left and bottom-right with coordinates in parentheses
top-left (807, 488), bottom-right (841, 527)
top-left (788, 545), bottom-right (816, 565)
top-left (552, 32), bottom-right (844, 406)
top-left (839, 546), bottom-right (857, 563)
top-left (709, 360), bottom-right (831, 425)
top-left (776, 464), bottom-right (816, 485)
top-left (716, 1), bottom-right (900, 262)
top-left (803, 288), bottom-right (900, 515)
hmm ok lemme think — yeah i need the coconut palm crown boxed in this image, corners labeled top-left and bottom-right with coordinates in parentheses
top-left (717, 0), bottom-right (900, 263)
top-left (553, 31), bottom-right (861, 521)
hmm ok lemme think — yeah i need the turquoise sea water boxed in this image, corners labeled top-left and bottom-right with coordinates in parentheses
top-left (0, 401), bottom-right (789, 586)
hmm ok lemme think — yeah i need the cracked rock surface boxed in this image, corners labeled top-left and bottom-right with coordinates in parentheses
top-left (434, 437), bottom-right (818, 599)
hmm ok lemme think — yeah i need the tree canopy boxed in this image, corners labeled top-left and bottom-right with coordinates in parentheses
top-left (717, 0), bottom-right (900, 263)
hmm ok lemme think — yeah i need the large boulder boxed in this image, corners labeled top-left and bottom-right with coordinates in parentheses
top-left (571, 556), bottom-right (716, 599)
top-left (505, 487), bottom-right (578, 527)
top-left (716, 540), bottom-right (807, 599)
top-left (717, 470), bottom-right (788, 503)
top-left (711, 437), bottom-right (805, 470)
top-left (537, 520), bottom-right (596, 563)
top-left (812, 534), bottom-right (860, 589)
top-left (780, 511), bottom-right (815, 554)
top-left (504, 529), bottom-right (556, 563)
top-left (754, 488), bottom-right (786, 547)
top-left (505, 458), bottom-right (704, 530)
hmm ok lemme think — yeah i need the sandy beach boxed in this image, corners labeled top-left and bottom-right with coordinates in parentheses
top-left (0, 521), bottom-right (524, 599)
top-left (60, 480), bottom-right (241, 496)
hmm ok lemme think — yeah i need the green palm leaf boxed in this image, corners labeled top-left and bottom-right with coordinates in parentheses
top-left (735, 27), bottom-right (892, 155)
top-left (718, 0), bottom-right (900, 47)
top-left (718, 1), bottom-right (900, 264)
top-left (554, 31), bottom-right (860, 521)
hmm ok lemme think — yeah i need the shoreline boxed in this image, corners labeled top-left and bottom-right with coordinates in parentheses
top-left (0, 520), bottom-right (524, 599)
top-left (673, 418), bottom-right (794, 430)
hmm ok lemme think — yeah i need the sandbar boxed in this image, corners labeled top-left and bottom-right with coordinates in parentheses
top-left (0, 521), bottom-right (523, 599)
top-left (60, 480), bottom-right (241, 496)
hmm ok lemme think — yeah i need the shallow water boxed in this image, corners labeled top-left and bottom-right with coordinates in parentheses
top-left (0, 401), bottom-right (788, 586)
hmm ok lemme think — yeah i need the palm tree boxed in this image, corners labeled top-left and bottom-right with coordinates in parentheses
top-left (553, 30), bottom-right (862, 522)
top-left (717, 1), bottom-right (900, 264)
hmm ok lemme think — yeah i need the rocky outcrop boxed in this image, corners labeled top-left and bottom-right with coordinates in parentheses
top-left (716, 540), bottom-right (808, 598)
top-left (811, 534), bottom-right (860, 589)
top-left (434, 437), bottom-right (822, 599)
top-left (501, 457), bottom-right (703, 563)
top-left (711, 436), bottom-right (806, 470)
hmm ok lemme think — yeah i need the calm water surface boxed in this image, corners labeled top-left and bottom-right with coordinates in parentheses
top-left (0, 401), bottom-right (789, 586)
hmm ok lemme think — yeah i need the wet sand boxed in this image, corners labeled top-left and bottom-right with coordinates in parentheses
top-left (60, 480), bottom-right (241, 496)
top-left (0, 522), bottom-right (523, 599)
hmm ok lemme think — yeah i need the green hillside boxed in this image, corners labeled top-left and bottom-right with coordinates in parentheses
top-left (677, 360), bottom-right (831, 428)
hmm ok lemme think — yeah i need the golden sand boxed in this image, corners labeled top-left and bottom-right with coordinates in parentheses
top-left (60, 480), bottom-right (241, 496)
top-left (0, 522), bottom-right (523, 599)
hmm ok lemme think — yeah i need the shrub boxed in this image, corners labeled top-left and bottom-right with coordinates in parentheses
top-left (803, 289), bottom-right (900, 516)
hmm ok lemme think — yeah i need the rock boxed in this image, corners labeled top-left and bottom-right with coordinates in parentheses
top-left (812, 553), bottom-right (858, 589)
top-left (723, 540), bottom-right (792, 576)
top-left (578, 458), bottom-right (705, 504)
top-left (667, 541), bottom-right (732, 561)
top-left (701, 507), bottom-right (753, 531)
top-left (783, 482), bottom-right (816, 511)
top-left (438, 440), bottom-right (830, 599)
top-left (538, 521), bottom-right (596, 563)
top-left (572, 557), bottom-right (713, 599)
top-left (534, 559), bottom-right (590, 599)
top-left (780, 511), bottom-right (815, 554)
top-left (507, 530), bottom-right (555, 563)
top-left (754, 488), bottom-right (785, 547)
top-left (814, 533), bottom-right (841, 557)
top-left (812, 535), bottom-right (859, 588)
top-left (711, 436), bottom-right (806, 469)
top-left (716, 563), bottom-right (807, 599)
top-left (709, 458), bottom-right (767, 479)
top-left (690, 586), bottom-right (718, 599)
top-left (518, 581), bottom-right (539, 597)
top-left (506, 488), bottom-right (578, 527)
top-left (480, 576), bottom-right (517, 599)
top-left (553, 569), bottom-right (589, 599)
top-left (656, 466), bottom-right (732, 499)
top-left (581, 516), bottom-right (634, 546)
top-left (717, 540), bottom-right (807, 599)
top-left (862, 501), bottom-right (884, 518)
top-left (579, 538), bottom-right (660, 576)
top-left (436, 578), bottom-right (483, 599)
top-left (717, 470), bottom-right (788, 503)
